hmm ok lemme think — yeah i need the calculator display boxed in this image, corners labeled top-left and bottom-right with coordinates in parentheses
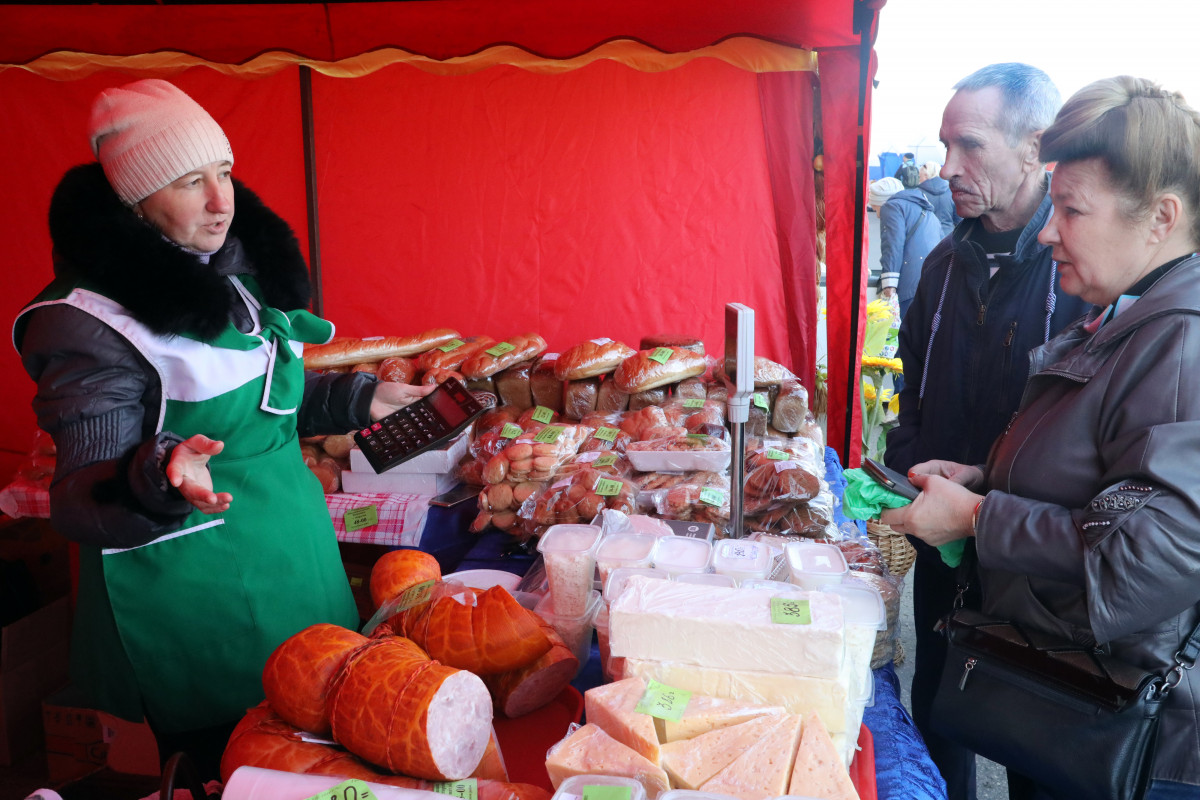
top-left (429, 383), bottom-right (470, 426)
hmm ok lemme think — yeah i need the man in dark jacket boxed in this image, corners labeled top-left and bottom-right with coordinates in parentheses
top-left (884, 63), bottom-right (1092, 800)
top-left (918, 161), bottom-right (959, 235)
top-left (877, 184), bottom-right (942, 320)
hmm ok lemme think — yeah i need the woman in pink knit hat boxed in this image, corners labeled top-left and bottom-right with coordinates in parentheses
top-left (13, 79), bottom-right (432, 782)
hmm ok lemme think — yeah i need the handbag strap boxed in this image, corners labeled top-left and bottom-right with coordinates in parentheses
top-left (950, 537), bottom-right (1200, 695)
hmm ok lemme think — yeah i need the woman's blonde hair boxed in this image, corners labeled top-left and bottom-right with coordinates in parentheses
top-left (1040, 76), bottom-right (1200, 240)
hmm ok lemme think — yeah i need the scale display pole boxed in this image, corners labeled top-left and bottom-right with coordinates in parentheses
top-left (724, 303), bottom-right (755, 539)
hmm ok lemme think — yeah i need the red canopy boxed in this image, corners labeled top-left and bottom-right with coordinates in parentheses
top-left (0, 1), bottom-right (881, 478)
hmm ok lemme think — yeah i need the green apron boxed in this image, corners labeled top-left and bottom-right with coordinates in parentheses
top-left (24, 276), bottom-right (358, 732)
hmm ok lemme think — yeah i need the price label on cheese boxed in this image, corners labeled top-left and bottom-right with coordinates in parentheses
top-left (533, 425), bottom-right (564, 444)
top-left (765, 448), bottom-right (788, 460)
top-left (344, 505), bottom-right (378, 532)
top-left (582, 788), bottom-right (632, 800)
top-left (305, 778), bottom-right (377, 800)
top-left (753, 393), bottom-right (769, 410)
top-left (699, 487), bottom-right (725, 506)
top-left (634, 678), bottom-right (692, 722)
top-left (594, 477), bottom-right (623, 496)
top-left (433, 779), bottom-right (478, 800)
top-left (594, 426), bottom-right (619, 442)
top-left (500, 423), bottom-right (523, 439)
top-left (594, 453), bottom-right (618, 467)
top-left (395, 580), bottom-right (435, 612)
top-left (531, 406), bottom-right (554, 424)
top-left (438, 339), bottom-right (466, 352)
top-left (648, 347), bottom-right (674, 364)
top-left (486, 342), bottom-right (516, 357)
top-left (682, 398), bottom-right (706, 408)
top-left (771, 596), bottom-right (812, 625)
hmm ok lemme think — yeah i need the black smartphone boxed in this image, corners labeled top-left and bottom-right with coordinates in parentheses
top-left (863, 457), bottom-right (920, 501)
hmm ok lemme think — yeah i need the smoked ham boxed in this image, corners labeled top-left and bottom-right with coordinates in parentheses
top-left (261, 623), bottom-right (368, 736)
top-left (484, 622), bottom-right (579, 718)
top-left (370, 549), bottom-right (443, 611)
top-left (327, 636), bottom-right (493, 780)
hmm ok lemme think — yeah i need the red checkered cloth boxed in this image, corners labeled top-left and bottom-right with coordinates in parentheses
top-left (324, 491), bottom-right (432, 547)
top-left (0, 476), bottom-right (51, 519)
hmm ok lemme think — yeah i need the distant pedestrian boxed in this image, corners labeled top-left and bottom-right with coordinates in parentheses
top-left (870, 176), bottom-right (942, 320)
top-left (918, 161), bottom-right (960, 235)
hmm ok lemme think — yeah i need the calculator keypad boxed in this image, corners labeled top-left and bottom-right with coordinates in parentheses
top-left (354, 377), bottom-right (485, 473)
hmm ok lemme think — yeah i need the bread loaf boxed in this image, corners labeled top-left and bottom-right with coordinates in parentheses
top-left (563, 377), bottom-right (600, 420)
top-left (555, 338), bottom-right (637, 381)
top-left (675, 377), bottom-right (707, 401)
top-left (378, 357), bottom-right (416, 383)
top-left (771, 379), bottom-right (810, 433)
top-left (495, 362), bottom-right (534, 411)
top-left (421, 368), bottom-right (464, 386)
top-left (753, 356), bottom-right (796, 387)
top-left (639, 334), bottom-right (706, 355)
top-left (417, 335), bottom-right (496, 373)
top-left (461, 334), bottom-right (547, 379)
top-left (628, 387), bottom-right (667, 410)
top-left (303, 328), bottom-right (461, 369)
top-left (596, 378), bottom-right (630, 412)
top-left (612, 347), bottom-right (707, 393)
top-left (529, 356), bottom-right (564, 413)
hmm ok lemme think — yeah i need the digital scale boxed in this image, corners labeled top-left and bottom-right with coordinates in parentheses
top-left (723, 302), bottom-right (755, 539)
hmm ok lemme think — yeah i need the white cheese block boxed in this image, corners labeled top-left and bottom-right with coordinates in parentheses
top-left (622, 657), bottom-right (856, 734)
top-left (609, 576), bottom-right (845, 678)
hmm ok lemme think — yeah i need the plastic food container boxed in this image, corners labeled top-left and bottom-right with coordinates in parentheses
top-left (740, 578), bottom-right (804, 593)
top-left (784, 540), bottom-right (849, 590)
top-left (551, 774), bottom-right (648, 800)
top-left (594, 532), bottom-right (658, 586)
top-left (538, 523), bottom-right (604, 616)
top-left (604, 566), bottom-right (672, 602)
top-left (536, 590), bottom-right (603, 678)
top-left (711, 539), bottom-right (773, 585)
top-left (662, 792), bottom-right (759, 800)
top-left (651, 535), bottom-right (713, 577)
top-left (823, 580), bottom-right (887, 705)
top-left (675, 572), bottom-right (737, 588)
top-left (593, 603), bottom-right (624, 682)
top-left (625, 447), bottom-right (732, 474)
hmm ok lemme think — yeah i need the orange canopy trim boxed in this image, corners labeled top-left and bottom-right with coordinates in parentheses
top-left (6, 37), bottom-right (817, 81)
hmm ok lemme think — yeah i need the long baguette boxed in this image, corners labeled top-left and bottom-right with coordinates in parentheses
top-left (416, 335), bottom-right (497, 373)
top-left (303, 328), bottom-right (461, 369)
top-left (461, 333), bottom-right (548, 379)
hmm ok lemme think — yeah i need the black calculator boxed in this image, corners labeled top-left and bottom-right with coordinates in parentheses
top-left (353, 376), bottom-right (488, 473)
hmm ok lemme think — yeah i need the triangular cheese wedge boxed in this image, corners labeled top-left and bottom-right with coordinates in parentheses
top-left (660, 714), bottom-right (782, 790)
top-left (546, 723), bottom-right (671, 799)
top-left (658, 693), bottom-right (786, 742)
top-left (788, 712), bottom-right (859, 800)
top-left (698, 713), bottom-right (803, 800)
top-left (584, 676), bottom-right (661, 764)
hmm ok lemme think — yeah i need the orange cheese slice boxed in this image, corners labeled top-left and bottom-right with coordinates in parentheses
top-left (788, 711), bottom-right (860, 800)
top-left (584, 676), bottom-right (661, 765)
top-left (546, 723), bottom-right (670, 799)
top-left (660, 714), bottom-right (782, 790)
top-left (659, 693), bottom-right (786, 742)
top-left (698, 713), bottom-right (803, 800)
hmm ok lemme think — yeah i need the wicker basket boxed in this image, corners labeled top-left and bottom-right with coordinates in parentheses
top-left (865, 520), bottom-right (916, 578)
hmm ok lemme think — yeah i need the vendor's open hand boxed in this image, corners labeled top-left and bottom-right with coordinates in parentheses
top-left (908, 459), bottom-right (985, 491)
top-left (879, 472), bottom-right (980, 547)
top-left (370, 381), bottom-right (437, 421)
top-left (166, 434), bottom-right (233, 514)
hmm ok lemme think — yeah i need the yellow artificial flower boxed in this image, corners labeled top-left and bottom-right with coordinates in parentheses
top-left (889, 392), bottom-right (900, 415)
top-left (861, 355), bottom-right (904, 374)
top-left (862, 381), bottom-right (877, 402)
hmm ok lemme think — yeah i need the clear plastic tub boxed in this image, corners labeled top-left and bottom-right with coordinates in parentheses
top-left (823, 580), bottom-right (887, 705)
top-left (604, 566), bottom-right (672, 602)
top-left (784, 540), bottom-right (849, 590)
top-left (593, 602), bottom-right (623, 681)
top-left (536, 589), bottom-right (603, 678)
top-left (651, 535), bottom-right (713, 577)
top-left (675, 572), bottom-right (737, 588)
top-left (740, 578), bottom-right (804, 593)
top-left (594, 532), bottom-right (658, 586)
top-left (538, 523), bottom-right (604, 616)
top-left (551, 774), bottom-right (648, 800)
top-left (711, 539), bottom-right (773, 585)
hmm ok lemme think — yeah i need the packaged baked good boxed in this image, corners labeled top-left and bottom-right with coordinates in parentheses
top-left (627, 433), bottom-right (732, 473)
top-left (481, 423), bottom-right (593, 484)
top-left (563, 377), bottom-right (601, 420)
top-left (416, 335), bottom-right (496, 373)
top-left (771, 378), bottom-right (810, 433)
top-left (495, 361), bottom-right (534, 411)
top-left (612, 347), bottom-right (707, 393)
top-left (518, 468), bottom-right (639, 528)
top-left (638, 334), bottom-right (706, 354)
top-left (596, 377), bottom-right (631, 412)
top-left (303, 328), bottom-right (462, 369)
top-left (461, 333), bottom-right (548, 379)
top-left (628, 387), bottom-right (667, 410)
top-left (530, 355), bottom-right (565, 412)
top-left (555, 338), bottom-right (638, 381)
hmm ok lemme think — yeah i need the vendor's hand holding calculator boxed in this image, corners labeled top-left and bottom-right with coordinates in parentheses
top-left (354, 377), bottom-right (487, 473)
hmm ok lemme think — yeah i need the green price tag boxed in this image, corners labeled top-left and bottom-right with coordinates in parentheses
top-left (753, 393), bottom-right (769, 410)
top-left (771, 596), bottom-right (812, 624)
top-left (686, 433), bottom-right (709, 442)
top-left (582, 787), bottom-right (632, 800)
top-left (594, 453), bottom-right (618, 467)
top-left (699, 487), bottom-right (725, 506)
top-left (634, 678), bottom-right (693, 722)
top-left (594, 477), bottom-right (623, 496)
top-left (531, 406), bottom-right (554, 424)
top-left (344, 505), bottom-right (379, 532)
top-left (682, 398), bottom-right (706, 408)
top-left (594, 426), bottom-right (619, 442)
top-left (305, 778), bottom-right (377, 800)
top-left (433, 779), bottom-right (478, 800)
top-left (395, 579), bottom-right (435, 611)
top-left (648, 347), bottom-right (674, 364)
top-left (500, 423), bottom-right (523, 439)
top-left (486, 342), bottom-right (516, 357)
top-left (533, 425), bottom-right (564, 444)
top-left (765, 448), bottom-right (788, 460)
top-left (438, 339), bottom-right (466, 352)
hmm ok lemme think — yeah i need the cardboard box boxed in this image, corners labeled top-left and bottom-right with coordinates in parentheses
top-left (349, 429), bottom-right (469, 475)
top-left (0, 595), bottom-right (70, 765)
top-left (42, 686), bottom-right (159, 785)
top-left (340, 468), bottom-right (460, 495)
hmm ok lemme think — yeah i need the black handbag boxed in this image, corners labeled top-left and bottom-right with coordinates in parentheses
top-left (929, 545), bottom-right (1200, 800)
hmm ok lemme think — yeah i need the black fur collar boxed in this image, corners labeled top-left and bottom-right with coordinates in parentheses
top-left (47, 163), bottom-right (311, 339)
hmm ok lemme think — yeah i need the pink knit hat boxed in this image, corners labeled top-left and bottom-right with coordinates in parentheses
top-left (88, 79), bottom-right (234, 206)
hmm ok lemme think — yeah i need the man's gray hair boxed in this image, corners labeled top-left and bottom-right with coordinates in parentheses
top-left (953, 63), bottom-right (1062, 145)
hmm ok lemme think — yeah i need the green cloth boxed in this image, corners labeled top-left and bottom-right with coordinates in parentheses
top-left (842, 468), bottom-right (965, 568)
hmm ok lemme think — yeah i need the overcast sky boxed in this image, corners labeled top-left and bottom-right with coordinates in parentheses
top-left (869, 0), bottom-right (1197, 163)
